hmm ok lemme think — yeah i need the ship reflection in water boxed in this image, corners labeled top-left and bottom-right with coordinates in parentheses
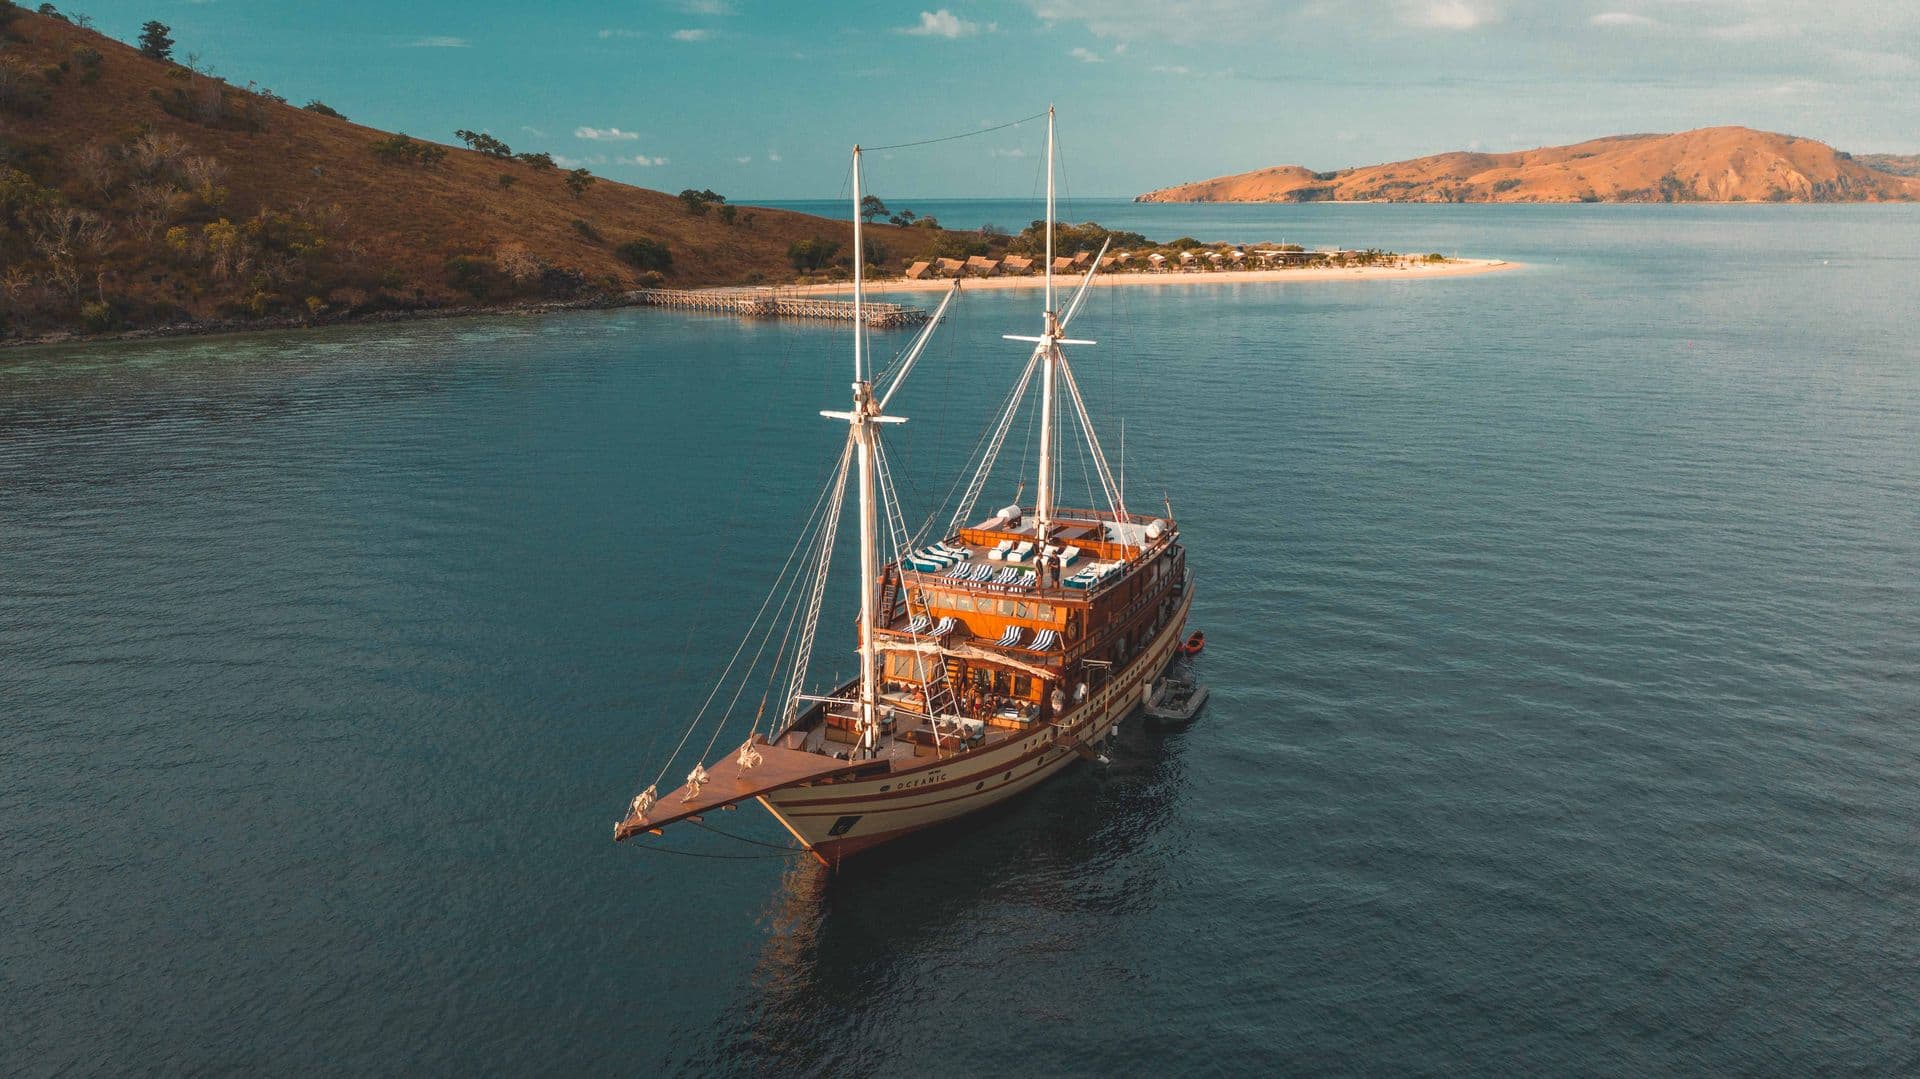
top-left (712, 721), bottom-right (1198, 1074)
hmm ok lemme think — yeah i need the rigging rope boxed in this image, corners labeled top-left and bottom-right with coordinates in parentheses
top-left (652, 438), bottom-right (852, 790)
top-left (864, 111), bottom-right (1048, 152)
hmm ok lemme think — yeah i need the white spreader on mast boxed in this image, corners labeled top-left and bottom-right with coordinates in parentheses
top-left (820, 145), bottom-right (904, 759)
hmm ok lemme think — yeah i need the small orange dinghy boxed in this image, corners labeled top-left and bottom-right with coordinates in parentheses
top-left (1180, 630), bottom-right (1205, 656)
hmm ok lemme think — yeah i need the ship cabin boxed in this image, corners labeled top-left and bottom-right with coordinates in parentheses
top-left (770, 504), bottom-right (1187, 766)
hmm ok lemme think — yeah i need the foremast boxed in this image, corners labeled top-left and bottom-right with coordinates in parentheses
top-left (819, 145), bottom-right (902, 758)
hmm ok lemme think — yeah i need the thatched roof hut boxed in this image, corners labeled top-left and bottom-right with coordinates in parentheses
top-left (905, 260), bottom-right (934, 280)
top-left (1000, 255), bottom-right (1035, 275)
top-left (964, 255), bottom-right (1001, 276)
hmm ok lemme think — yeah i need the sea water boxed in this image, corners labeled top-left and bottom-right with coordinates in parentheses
top-left (4, 203), bottom-right (1918, 1074)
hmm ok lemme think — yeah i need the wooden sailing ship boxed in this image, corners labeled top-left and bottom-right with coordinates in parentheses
top-left (614, 109), bottom-right (1194, 865)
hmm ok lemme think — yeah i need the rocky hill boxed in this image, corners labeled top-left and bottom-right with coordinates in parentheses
top-left (1137, 127), bottom-right (1920, 204)
top-left (0, 5), bottom-right (980, 341)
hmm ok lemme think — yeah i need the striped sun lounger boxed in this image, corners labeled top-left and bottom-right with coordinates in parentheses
top-left (932, 616), bottom-right (956, 635)
top-left (996, 625), bottom-right (1025, 647)
top-left (907, 613), bottom-right (932, 633)
top-left (1029, 629), bottom-right (1059, 650)
top-left (969, 563), bottom-right (994, 581)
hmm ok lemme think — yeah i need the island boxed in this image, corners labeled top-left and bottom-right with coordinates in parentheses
top-left (1136, 128), bottom-right (1920, 205)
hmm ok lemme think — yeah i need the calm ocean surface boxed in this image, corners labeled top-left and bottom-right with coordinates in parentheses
top-left (5, 202), bottom-right (1919, 1076)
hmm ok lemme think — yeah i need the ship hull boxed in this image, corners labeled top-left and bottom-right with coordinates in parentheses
top-left (761, 583), bottom-right (1193, 865)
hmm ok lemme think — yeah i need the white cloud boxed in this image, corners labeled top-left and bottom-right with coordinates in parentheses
top-left (575, 126), bottom-right (641, 141)
top-left (902, 9), bottom-right (980, 38)
top-left (990, 147), bottom-right (1029, 157)
top-left (768, 150), bottom-right (782, 162)
top-left (1705, 19), bottom-right (1795, 42)
top-left (553, 154), bottom-right (610, 168)
top-left (671, 28), bottom-right (712, 42)
top-left (1589, 11), bottom-right (1654, 28)
top-left (1829, 48), bottom-right (1919, 75)
top-left (1400, 0), bottom-right (1497, 31)
top-left (735, 155), bottom-right (753, 164)
top-left (677, 0), bottom-right (734, 13)
top-left (1069, 45), bottom-right (1104, 62)
top-left (598, 28), bottom-right (645, 39)
top-left (404, 36), bottom-right (469, 48)
top-left (1150, 63), bottom-right (1190, 74)
top-left (520, 125), bottom-right (545, 138)
top-left (621, 154), bottom-right (670, 166)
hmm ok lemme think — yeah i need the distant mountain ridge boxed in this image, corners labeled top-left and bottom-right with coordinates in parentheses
top-left (1137, 128), bottom-right (1920, 204)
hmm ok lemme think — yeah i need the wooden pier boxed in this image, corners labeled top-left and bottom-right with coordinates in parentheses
top-left (628, 287), bottom-right (928, 328)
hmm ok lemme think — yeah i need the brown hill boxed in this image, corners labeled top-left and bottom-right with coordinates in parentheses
top-left (0, 6), bottom-right (981, 341)
top-left (1853, 153), bottom-right (1920, 178)
top-left (1137, 127), bottom-right (1920, 204)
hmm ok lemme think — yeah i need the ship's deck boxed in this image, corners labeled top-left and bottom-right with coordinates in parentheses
top-left (885, 509), bottom-right (1176, 625)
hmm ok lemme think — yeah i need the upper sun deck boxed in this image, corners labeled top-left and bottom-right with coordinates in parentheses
top-left (907, 507), bottom-right (1174, 594)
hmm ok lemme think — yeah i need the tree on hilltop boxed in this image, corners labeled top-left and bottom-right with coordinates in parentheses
top-left (455, 129), bottom-right (514, 159)
top-left (138, 20), bottom-right (174, 62)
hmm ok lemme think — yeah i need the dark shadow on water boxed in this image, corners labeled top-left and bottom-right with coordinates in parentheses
top-left (681, 717), bottom-right (1197, 1075)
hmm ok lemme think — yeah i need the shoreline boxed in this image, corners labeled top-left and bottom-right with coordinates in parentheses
top-left (3, 258), bottom-right (1518, 351)
top-left (787, 257), bottom-right (1517, 296)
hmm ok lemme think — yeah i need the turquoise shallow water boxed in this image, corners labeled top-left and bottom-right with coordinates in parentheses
top-left (4, 204), bottom-right (1919, 1075)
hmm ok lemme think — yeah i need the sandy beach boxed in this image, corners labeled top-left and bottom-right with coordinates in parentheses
top-left (787, 257), bottom-right (1517, 296)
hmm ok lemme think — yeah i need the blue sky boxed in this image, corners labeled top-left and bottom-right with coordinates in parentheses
top-left (68, 1), bottom-right (1920, 198)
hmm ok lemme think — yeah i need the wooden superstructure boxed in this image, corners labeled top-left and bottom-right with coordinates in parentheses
top-left (614, 107), bottom-right (1196, 865)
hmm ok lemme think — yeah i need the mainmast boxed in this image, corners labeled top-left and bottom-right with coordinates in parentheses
top-left (1035, 105), bottom-right (1058, 541)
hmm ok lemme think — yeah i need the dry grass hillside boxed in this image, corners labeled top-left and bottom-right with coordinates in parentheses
top-left (1138, 127), bottom-right (1920, 204)
top-left (0, 6), bottom-right (989, 340)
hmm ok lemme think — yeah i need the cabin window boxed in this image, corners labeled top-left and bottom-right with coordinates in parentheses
top-left (1034, 603), bottom-right (1053, 621)
top-left (1012, 675), bottom-right (1031, 698)
top-left (1014, 601), bottom-right (1030, 619)
top-left (953, 594), bottom-right (973, 612)
top-left (998, 599), bottom-right (1015, 616)
top-left (992, 670), bottom-right (1011, 695)
top-left (972, 668), bottom-right (991, 692)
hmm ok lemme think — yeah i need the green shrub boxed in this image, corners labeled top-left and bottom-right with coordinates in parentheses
top-left (678, 188), bottom-right (724, 214)
top-left (71, 45), bottom-right (102, 83)
top-left (615, 237), bottom-right (671, 272)
top-left (369, 133), bottom-right (447, 167)
top-left (564, 168), bottom-right (595, 198)
top-left (787, 236), bottom-right (839, 271)
top-left (302, 100), bottom-right (345, 120)
top-left (514, 151), bottom-right (554, 169)
top-left (444, 254), bottom-right (502, 300)
top-left (497, 173), bottom-right (517, 188)
top-left (79, 301), bottom-right (114, 331)
top-left (0, 58), bottom-right (51, 116)
top-left (571, 218), bottom-right (599, 241)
